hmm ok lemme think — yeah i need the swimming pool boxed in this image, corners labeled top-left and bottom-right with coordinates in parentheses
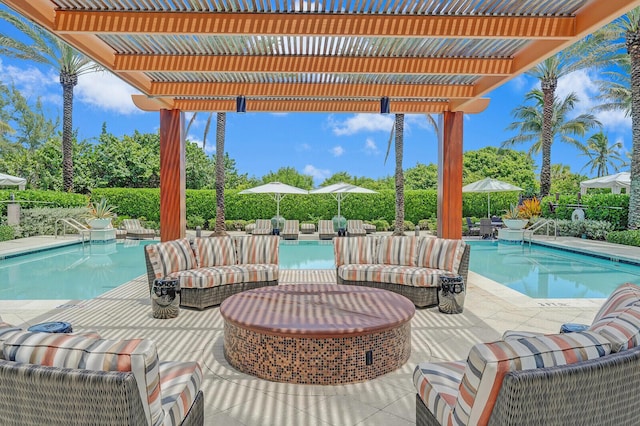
top-left (0, 241), bottom-right (153, 300)
top-left (467, 241), bottom-right (640, 299)
top-left (279, 240), bottom-right (335, 270)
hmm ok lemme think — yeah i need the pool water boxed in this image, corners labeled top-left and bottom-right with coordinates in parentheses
top-left (279, 240), bottom-right (335, 270)
top-left (467, 241), bottom-right (640, 299)
top-left (0, 241), bottom-right (153, 300)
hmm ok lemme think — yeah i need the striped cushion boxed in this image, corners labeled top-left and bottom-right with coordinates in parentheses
top-left (337, 264), bottom-right (442, 287)
top-left (333, 237), bottom-right (377, 266)
top-left (252, 219), bottom-right (272, 235)
top-left (236, 235), bottom-right (279, 264)
top-left (3, 333), bottom-right (164, 426)
top-left (502, 330), bottom-right (546, 341)
top-left (413, 361), bottom-right (466, 425)
top-left (376, 236), bottom-right (418, 266)
top-left (168, 264), bottom-right (279, 288)
top-left (145, 239), bottom-right (196, 279)
top-left (282, 220), bottom-right (299, 234)
top-left (592, 283), bottom-right (640, 323)
top-left (590, 304), bottom-right (640, 352)
top-left (192, 236), bottom-right (236, 267)
top-left (159, 361), bottom-right (203, 426)
top-left (0, 322), bottom-right (23, 359)
top-left (417, 238), bottom-right (466, 273)
top-left (453, 332), bottom-right (611, 425)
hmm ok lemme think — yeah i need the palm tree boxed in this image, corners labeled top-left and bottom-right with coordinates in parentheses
top-left (0, 11), bottom-right (100, 192)
top-left (185, 112), bottom-right (214, 151)
top-left (595, 56), bottom-right (631, 117)
top-left (393, 114), bottom-right (405, 235)
top-left (581, 131), bottom-right (626, 177)
top-left (213, 113), bottom-right (227, 236)
top-left (502, 89), bottom-right (601, 174)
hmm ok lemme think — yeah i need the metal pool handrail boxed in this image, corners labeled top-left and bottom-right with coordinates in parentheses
top-left (55, 218), bottom-right (90, 245)
top-left (523, 219), bottom-right (557, 246)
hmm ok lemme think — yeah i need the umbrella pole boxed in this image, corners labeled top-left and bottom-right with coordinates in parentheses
top-left (487, 193), bottom-right (490, 218)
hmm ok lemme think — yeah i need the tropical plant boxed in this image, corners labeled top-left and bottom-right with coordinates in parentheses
top-left (519, 198), bottom-right (541, 220)
top-left (86, 197), bottom-right (116, 219)
top-left (0, 10), bottom-right (102, 192)
top-left (502, 203), bottom-right (521, 219)
top-left (581, 131), bottom-right (626, 177)
top-left (502, 89), bottom-right (600, 194)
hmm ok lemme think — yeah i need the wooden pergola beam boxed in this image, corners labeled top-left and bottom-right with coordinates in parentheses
top-left (55, 11), bottom-right (576, 39)
top-left (148, 82), bottom-right (474, 98)
top-left (114, 54), bottom-right (513, 75)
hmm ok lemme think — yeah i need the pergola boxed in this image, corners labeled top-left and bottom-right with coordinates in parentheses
top-left (4, 0), bottom-right (640, 241)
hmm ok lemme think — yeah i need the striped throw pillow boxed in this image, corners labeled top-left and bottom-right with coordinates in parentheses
top-left (592, 283), bottom-right (640, 323)
top-left (333, 236), bottom-right (377, 266)
top-left (590, 304), bottom-right (640, 352)
top-left (145, 238), bottom-right (196, 278)
top-left (4, 333), bottom-right (164, 426)
top-left (236, 235), bottom-right (279, 265)
top-left (453, 331), bottom-right (611, 425)
top-left (417, 238), bottom-right (466, 272)
top-left (192, 236), bottom-right (237, 267)
top-left (376, 236), bottom-right (418, 266)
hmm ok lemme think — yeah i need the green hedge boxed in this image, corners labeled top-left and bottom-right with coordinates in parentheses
top-left (0, 190), bottom-right (87, 216)
top-left (541, 194), bottom-right (628, 230)
top-left (606, 230), bottom-right (640, 247)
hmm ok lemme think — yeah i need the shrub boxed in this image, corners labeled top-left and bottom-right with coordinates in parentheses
top-left (418, 219), bottom-right (430, 230)
top-left (552, 219), bottom-right (613, 240)
top-left (519, 197), bottom-right (541, 219)
top-left (187, 215), bottom-right (205, 229)
top-left (0, 225), bottom-right (15, 241)
top-left (371, 219), bottom-right (389, 231)
top-left (606, 230), bottom-right (640, 247)
top-left (19, 207), bottom-right (88, 237)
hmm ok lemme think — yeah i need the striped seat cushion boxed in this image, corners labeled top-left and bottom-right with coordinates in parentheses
top-left (168, 264), bottom-right (279, 288)
top-left (501, 330), bottom-right (546, 341)
top-left (413, 361), bottom-right (466, 425)
top-left (236, 235), bottom-right (279, 264)
top-left (191, 236), bottom-right (237, 267)
top-left (145, 239), bottom-right (197, 280)
top-left (452, 332), bottom-right (611, 425)
top-left (376, 236), bottom-right (418, 266)
top-left (0, 322), bottom-right (23, 359)
top-left (333, 236), bottom-right (377, 266)
top-left (590, 304), bottom-right (640, 352)
top-left (3, 333), bottom-right (164, 426)
top-left (300, 223), bottom-right (315, 233)
top-left (159, 361), bottom-right (203, 426)
top-left (337, 264), bottom-right (442, 287)
top-left (417, 238), bottom-right (466, 273)
top-left (592, 283), bottom-right (640, 323)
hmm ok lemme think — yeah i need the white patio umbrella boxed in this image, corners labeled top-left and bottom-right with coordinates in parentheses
top-left (462, 177), bottom-right (522, 218)
top-left (0, 172), bottom-right (26, 190)
top-left (310, 182), bottom-right (377, 218)
top-left (580, 172), bottom-right (630, 195)
top-left (238, 181), bottom-right (308, 218)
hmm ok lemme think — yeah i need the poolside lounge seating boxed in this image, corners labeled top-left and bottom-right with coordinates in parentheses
top-left (281, 220), bottom-right (299, 240)
top-left (363, 223), bottom-right (376, 234)
top-left (144, 235), bottom-right (279, 310)
top-left (414, 282), bottom-right (640, 425)
top-left (115, 229), bottom-right (127, 239)
top-left (0, 322), bottom-right (204, 425)
top-left (346, 219), bottom-right (366, 236)
top-left (318, 220), bottom-right (335, 240)
top-left (245, 223), bottom-right (255, 234)
top-left (465, 217), bottom-right (479, 237)
top-left (479, 218), bottom-right (494, 239)
top-left (122, 219), bottom-right (156, 239)
top-left (252, 219), bottom-right (273, 235)
top-left (300, 223), bottom-right (315, 234)
top-left (334, 236), bottom-right (469, 308)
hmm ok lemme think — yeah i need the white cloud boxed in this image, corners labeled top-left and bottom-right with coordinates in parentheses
top-left (364, 138), bottom-right (379, 155)
top-left (331, 145), bottom-right (344, 157)
top-left (0, 59), bottom-right (58, 103)
top-left (76, 69), bottom-right (142, 115)
top-left (303, 164), bottom-right (331, 182)
top-left (297, 143), bottom-right (311, 152)
top-left (509, 75), bottom-right (527, 92)
top-left (328, 113), bottom-right (394, 136)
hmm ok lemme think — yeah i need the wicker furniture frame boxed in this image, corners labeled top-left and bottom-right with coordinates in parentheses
top-left (416, 345), bottom-right (640, 426)
top-left (0, 360), bottom-right (204, 425)
top-left (337, 244), bottom-right (470, 308)
top-left (144, 249), bottom-right (277, 310)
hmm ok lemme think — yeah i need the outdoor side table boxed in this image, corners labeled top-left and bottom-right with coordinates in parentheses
top-left (151, 278), bottom-right (180, 319)
top-left (438, 274), bottom-right (465, 314)
top-left (28, 321), bottom-right (73, 333)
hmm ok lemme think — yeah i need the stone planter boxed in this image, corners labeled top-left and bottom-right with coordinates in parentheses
top-left (502, 219), bottom-right (528, 230)
top-left (87, 218), bottom-right (112, 229)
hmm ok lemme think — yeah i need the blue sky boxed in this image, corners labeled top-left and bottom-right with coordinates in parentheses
top-left (0, 14), bottom-right (633, 186)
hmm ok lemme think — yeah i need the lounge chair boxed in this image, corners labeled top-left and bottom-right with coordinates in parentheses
top-left (465, 217), bottom-right (479, 237)
top-left (318, 220), bottom-right (335, 240)
top-left (300, 223), bottom-right (315, 234)
top-left (281, 219), bottom-right (299, 240)
top-left (121, 219), bottom-right (156, 239)
top-left (252, 219), bottom-right (273, 235)
top-left (346, 219), bottom-right (366, 236)
top-left (479, 218), bottom-right (495, 239)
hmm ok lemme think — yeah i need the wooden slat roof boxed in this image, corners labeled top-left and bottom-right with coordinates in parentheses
top-left (4, 0), bottom-right (640, 113)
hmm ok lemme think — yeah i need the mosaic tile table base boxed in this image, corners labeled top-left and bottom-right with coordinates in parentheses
top-left (220, 284), bottom-right (415, 384)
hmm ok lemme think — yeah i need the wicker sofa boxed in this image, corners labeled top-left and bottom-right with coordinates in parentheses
top-left (0, 322), bottom-right (203, 425)
top-left (414, 283), bottom-right (640, 425)
top-left (334, 235), bottom-right (469, 308)
top-left (145, 235), bottom-right (279, 310)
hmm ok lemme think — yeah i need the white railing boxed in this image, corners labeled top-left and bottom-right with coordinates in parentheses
top-left (55, 218), bottom-right (90, 244)
top-left (523, 219), bottom-right (557, 245)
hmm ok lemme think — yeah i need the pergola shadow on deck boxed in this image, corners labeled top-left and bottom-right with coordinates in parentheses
top-left (5, 0), bottom-right (640, 241)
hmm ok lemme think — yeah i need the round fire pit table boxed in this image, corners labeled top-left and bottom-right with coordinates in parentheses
top-left (220, 284), bottom-right (415, 385)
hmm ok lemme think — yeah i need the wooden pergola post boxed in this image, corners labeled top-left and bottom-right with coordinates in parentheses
top-left (159, 109), bottom-right (186, 241)
top-left (437, 111), bottom-right (464, 239)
